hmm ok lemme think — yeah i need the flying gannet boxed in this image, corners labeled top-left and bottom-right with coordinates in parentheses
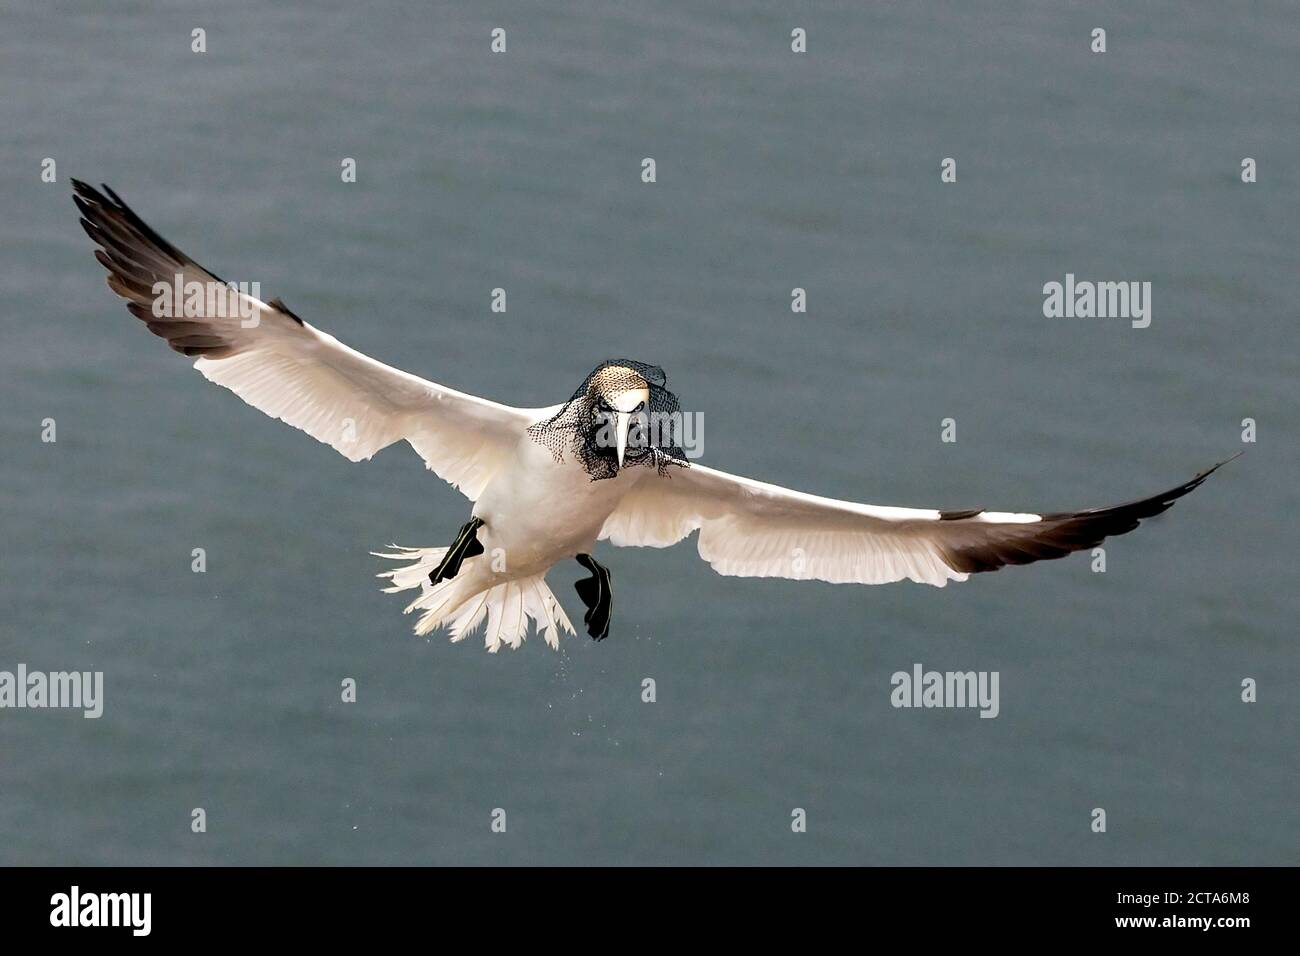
top-left (72, 181), bottom-right (1233, 652)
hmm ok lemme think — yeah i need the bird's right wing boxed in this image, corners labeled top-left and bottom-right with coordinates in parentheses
top-left (74, 180), bottom-right (538, 500)
top-left (601, 458), bottom-right (1232, 586)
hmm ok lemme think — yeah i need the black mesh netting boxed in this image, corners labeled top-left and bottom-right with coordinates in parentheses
top-left (527, 359), bottom-right (688, 481)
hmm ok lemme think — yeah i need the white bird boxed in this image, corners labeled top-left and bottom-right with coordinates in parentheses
top-left (73, 181), bottom-right (1233, 652)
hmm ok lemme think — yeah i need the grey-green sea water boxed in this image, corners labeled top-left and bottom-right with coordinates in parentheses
top-left (1, 1), bottom-right (1296, 864)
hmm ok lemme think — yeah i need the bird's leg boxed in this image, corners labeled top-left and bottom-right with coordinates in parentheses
top-left (429, 516), bottom-right (486, 585)
top-left (573, 553), bottom-right (613, 641)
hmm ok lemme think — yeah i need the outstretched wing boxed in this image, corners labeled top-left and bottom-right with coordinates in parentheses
top-left (73, 180), bottom-right (537, 500)
top-left (600, 457), bottom-right (1234, 586)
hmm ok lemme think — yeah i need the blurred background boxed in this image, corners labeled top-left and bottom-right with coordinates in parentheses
top-left (0, 1), bottom-right (1296, 864)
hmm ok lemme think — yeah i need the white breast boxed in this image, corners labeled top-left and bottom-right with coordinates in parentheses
top-left (472, 435), bottom-right (638, 576)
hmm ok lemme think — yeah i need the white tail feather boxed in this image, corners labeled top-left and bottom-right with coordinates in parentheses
top-left (373, 546), bottom-right (575, 651)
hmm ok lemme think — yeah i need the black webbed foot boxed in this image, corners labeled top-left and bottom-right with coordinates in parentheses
top-left (574, 552), bottom-right (612, 641)
top-left (429, 517), bottom-right (486, 585)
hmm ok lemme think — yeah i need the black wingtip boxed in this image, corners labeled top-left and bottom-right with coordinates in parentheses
top-left (70, 178), bottom-right (111, 203)
top-left (1043, 454), bottom-right (1239, 522)
top-left (73, 180), bottom-right (224, 285)
top-left (71, 178), bottom-right (97, 205)
top-left (101, 183), bottom-right (127, 207)
top-left (1168, 451), bottom-right (1243, 502)
top-left (943, 454), bottom-right (1238, 575)
top-left (1201, 450), bottom-right (1242, 476)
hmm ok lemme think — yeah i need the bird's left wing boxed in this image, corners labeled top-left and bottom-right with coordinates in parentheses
top-left (601, 458), bottom-right (1232, 586)
top-left (73, 180), bottom-right (538, 500)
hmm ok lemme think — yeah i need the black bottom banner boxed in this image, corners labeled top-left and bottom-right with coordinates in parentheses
top-left (0, 866), bottom-right (1284, 941)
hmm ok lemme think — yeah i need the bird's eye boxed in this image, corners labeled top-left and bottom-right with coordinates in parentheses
top-left (633, 400), bottom-right (646, 413)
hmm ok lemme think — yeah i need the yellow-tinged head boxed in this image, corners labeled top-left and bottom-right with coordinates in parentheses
top-left (588, 364), bottom-right (650, 468)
